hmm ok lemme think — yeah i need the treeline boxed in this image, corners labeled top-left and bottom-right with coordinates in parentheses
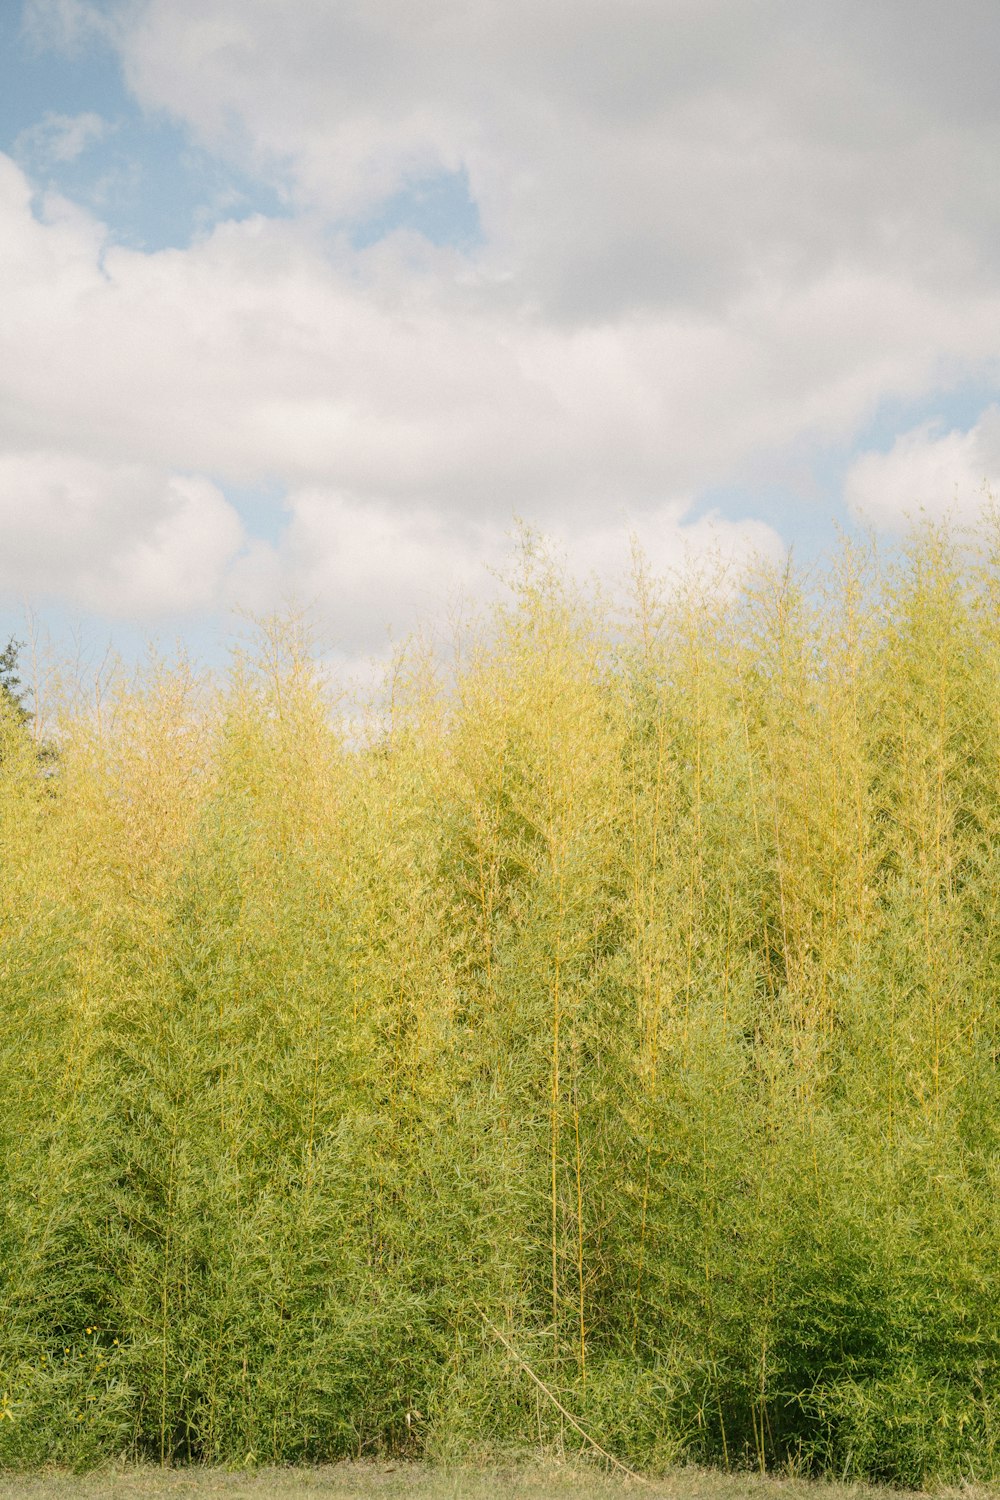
top-left (1, 523), bottom-right (999, 1482)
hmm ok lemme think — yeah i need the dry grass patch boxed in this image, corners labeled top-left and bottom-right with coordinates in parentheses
top-left (0, 1462), bottom-right (963, 1500)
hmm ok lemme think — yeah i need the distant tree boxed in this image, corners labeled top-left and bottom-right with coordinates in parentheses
top-left (0, 636), bottom-right (30, 727)
top-left (1, 636), bottom-right (59, 780)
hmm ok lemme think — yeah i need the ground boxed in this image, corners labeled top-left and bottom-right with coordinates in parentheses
top-left (0, 1459), bottom-right (989, 1500)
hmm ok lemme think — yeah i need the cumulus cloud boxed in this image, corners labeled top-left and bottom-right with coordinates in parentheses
top-left (5, 1), bottom-right (1000, 649)
top-left (113, 0), bottom-right (1000, 318)
top-left (0, 147), bottom-right (788, 641)
top-left (845, 413), bottom-right (1000, 532)
top-left (0, 452), bottom-right (246, 617)
top-left (0, 135), bottom-right (995, 645)
top-left (3, 148), bottom-right (995, 516)
top-left (231, 490), bottom-right (783, 653)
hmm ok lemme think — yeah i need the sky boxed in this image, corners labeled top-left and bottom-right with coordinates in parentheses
top-left (3, 0), bottom-right (1000, 674)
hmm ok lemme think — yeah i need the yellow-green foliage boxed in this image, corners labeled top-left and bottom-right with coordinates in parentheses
top-left (1, 525), bottom-right (999, 1483)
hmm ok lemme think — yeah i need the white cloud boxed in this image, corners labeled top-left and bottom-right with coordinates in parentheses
top-left (0, 139), bottom-right (997, 645)
top-left (6, 0), bottom-right (1000, 647)
top-left (555, 506), bottom-right (784, 590)
top-left (14, 110), bottom-right (110, 166)
top-left (0, 149), bottom-right (789, 640)
top-left (112, 0), bottom-right (1000, 319)
top-left (223, 490), bottom-right (783, 654)
top-left (273, 491), bottom-right (506, 648)
top-left (0, 452), bottom-right (245, 617)
top-left (3, 148), bottom-right (995, 520)
top-left (845, 414), bottom-right (1000, 532)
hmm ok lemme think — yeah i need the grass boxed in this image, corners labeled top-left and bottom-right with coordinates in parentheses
top-left (0, 1458), bottom-right (979, 1500)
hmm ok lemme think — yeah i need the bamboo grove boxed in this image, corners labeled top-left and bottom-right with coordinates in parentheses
top-left (1, 521), bottom-right (999, 1483)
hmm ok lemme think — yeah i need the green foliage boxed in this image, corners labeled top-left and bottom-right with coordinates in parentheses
top-left (0, 638), bottom-right (31, 773)
top-left (0, 637), bottom-right (28, 721)
top-left (1, 531), bottom-right (1000, 1484)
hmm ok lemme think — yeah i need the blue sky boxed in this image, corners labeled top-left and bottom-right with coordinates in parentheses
top-left (0, 5), bottom-right (484, 258)
top-left (2, 0), bottom-right (1000, 678)
top-left (0, 5), bottom-right (277, 252)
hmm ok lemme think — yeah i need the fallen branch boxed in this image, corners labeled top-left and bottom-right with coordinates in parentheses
top-left (477, 1305), bottom-right (648, 1484)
